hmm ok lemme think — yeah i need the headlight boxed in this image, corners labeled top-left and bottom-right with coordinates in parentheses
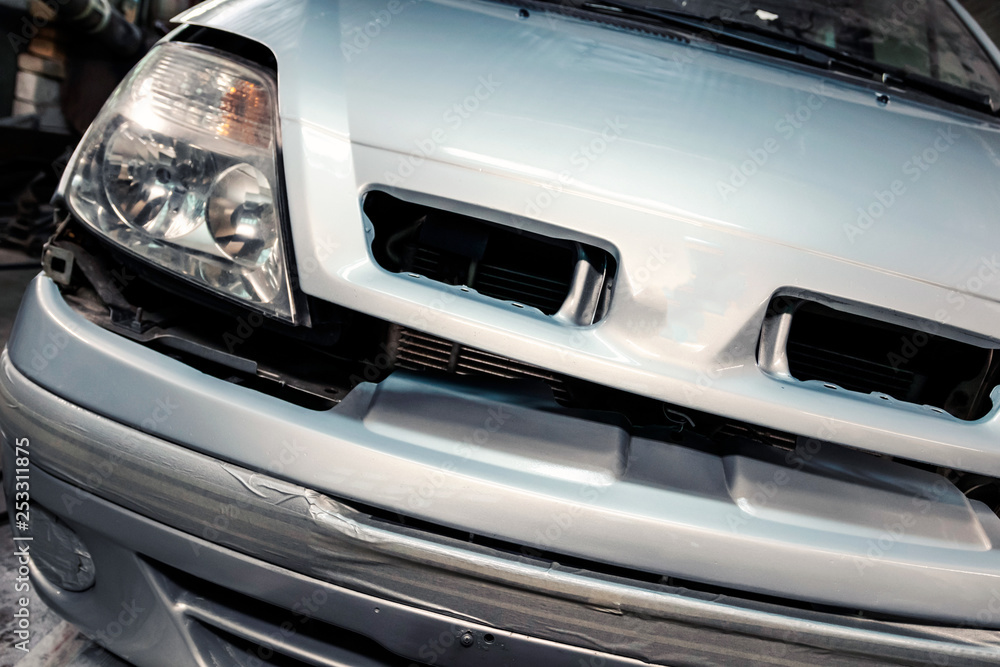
top-left (60, 42), bottom-right (300, 322)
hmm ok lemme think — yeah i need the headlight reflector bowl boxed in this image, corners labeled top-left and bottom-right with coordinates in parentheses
top-left (62, 42), bottom-right (299, 322)
top-left (207, 163), bottom-right (277, 265)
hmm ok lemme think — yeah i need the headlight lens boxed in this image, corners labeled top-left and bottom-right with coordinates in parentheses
top-left (61, 42), bottom-right (299, 322)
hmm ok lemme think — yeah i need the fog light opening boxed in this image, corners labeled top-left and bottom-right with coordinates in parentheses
top-left (24, 505), bottom-right (96, 592)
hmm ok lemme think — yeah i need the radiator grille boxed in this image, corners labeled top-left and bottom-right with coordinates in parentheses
top-left (364, 190), bottom-right (613, 319)
top-left (474, 263), bottom-right (569, 313)
top-left (780, 300), bottom-right (998, 420)
top-left (390, 327), bottom-right (571, 403)
top-left (786, 342), bottom-right (918, 399)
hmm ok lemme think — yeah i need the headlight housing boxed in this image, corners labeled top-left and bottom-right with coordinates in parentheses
top-left (61, 42), bottom-right (300, 322)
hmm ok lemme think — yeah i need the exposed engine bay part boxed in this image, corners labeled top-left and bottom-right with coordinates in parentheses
top-left (0, 161), bottom-right (64, 255)
top-left (36, 224), bottom-right (1000, 550)
top-left (759, 291), bottom-right (1000, 421)
top-left (364, 190), bottom-right (616, 324)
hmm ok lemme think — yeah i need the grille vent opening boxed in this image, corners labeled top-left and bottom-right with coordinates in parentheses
top-left (765, 297), bottom-right (1000, 420)
top-left (385, 324), bottom-right (804, 452)
top-left (387, 325), bottom-right (572, 403)
top-left (149, 559), bottom-right (423, 667)
top-left (364, 191), bottom-right (614, 323)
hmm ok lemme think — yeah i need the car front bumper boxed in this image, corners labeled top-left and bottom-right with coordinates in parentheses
top-left (3, 275), bottom-right (1000, 666)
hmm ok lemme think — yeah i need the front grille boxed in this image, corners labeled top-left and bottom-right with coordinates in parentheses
top-left (769, 297), bottom-right (1000, 420)
top-left (474, 263), bottom-right (569, 314)
top-left (364, 190), bottom-right (614, 321)
top-left (147, 559), bottom-right (421, 667)
top-left (787, 340), bottom-right (920, 399)
top-left (388, 326), bottom-right (572, 403)
top-left (385, 326), bottom-right (815, 451)
top-left (714, 421), bottom-right (799, 450)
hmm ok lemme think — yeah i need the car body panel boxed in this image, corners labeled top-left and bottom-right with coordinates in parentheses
top-left (9, 424), bottom-right (1000, 666)
top-left (7, 276), bottom-right (1000, 629)
top-left (4, 1), bottom-right (1000, 663)
top-left (174, 0), bottom-right (1000, 476)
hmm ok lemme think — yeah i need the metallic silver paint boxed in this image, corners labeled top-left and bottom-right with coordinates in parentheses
top-left (7, 278), bottom-right (1000, 626)
top-left (175, 0), bottom-right (1000, 474)
top-left (7, 1), bottom-right (1000, 657)
top-left (12, 448), bottom-right (1000, 666)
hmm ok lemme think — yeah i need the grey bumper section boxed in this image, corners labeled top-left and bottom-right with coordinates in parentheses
top-left (3, 360), bottom-right (1000, 667)
top-left (0, 277), bottom-right (1000, 665)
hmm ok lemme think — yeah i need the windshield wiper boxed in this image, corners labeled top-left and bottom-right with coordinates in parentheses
top-left (561, 0), bottom-right (996, 115)
top-left (874, 69), bottom-right (994, 115)
top-left (576, 1), bottom-right (829, 63)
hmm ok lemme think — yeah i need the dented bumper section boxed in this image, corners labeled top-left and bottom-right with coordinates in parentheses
top-left (6, 361), bottom-right (1000, 666)
top-left (5, 277), bottom-right (1000, 665)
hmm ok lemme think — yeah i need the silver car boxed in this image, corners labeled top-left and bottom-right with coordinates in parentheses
top-left (4, 0), bottom-right (1000, 664)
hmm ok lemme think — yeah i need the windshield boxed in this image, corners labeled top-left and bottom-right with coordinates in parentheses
top-left (632, 0), bottom-right (1000, 100)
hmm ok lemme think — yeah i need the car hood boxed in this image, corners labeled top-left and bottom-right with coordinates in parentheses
top-left (179, 0), bottom-right (1000, 304)
top-left (173, 0), bottom-right (1000, 478)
